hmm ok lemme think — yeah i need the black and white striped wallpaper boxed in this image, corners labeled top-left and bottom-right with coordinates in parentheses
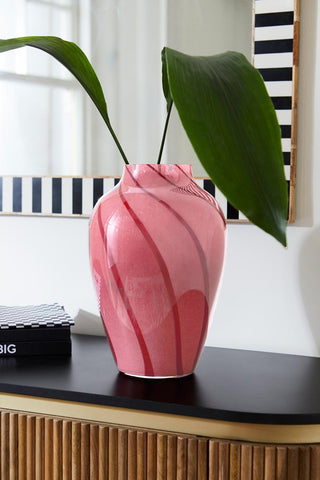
top-left (0, 0), bottom-right (298, 221)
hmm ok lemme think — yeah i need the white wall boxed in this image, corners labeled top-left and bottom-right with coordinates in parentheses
top-left (1, 0), bottom-right (320, 357)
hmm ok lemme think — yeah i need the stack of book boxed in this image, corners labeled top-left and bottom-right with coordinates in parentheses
top-left (0, 303), bottom-right (74, 357)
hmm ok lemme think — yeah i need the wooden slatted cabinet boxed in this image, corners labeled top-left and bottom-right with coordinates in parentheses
top-left (1, 408), bottom-right (320, 479)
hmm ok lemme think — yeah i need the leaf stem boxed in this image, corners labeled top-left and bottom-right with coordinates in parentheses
top-left (105, 120), bottom-right (129, 165)
top-left (157, 100), bottom-right (173, 164)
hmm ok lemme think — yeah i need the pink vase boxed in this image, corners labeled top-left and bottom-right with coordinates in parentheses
top-left (89, 164), bottom-right (226, 378)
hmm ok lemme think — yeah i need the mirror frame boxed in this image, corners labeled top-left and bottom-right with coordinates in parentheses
top-left (0, 0), bottom-right (299, 223)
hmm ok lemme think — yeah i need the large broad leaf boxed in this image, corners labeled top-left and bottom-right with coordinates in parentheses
top-left (0, 36), bottom-right (128, 163)
top-left (161, 48), bottom-right (172, 112)
top-left (162, 47), bottom-right (288, 246)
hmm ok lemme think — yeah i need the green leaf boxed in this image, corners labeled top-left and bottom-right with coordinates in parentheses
top-left (0, 36), bottom-right (128, 164)
top-left (161, 48), bottom-right (173, 112)
top-left (162, 47), bottom-right (288, 246)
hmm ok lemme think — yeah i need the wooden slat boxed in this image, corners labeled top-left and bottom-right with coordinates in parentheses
top-left (177, 437), bottom-right (187, 480)
top-left (53, 419), bottom-right (62, 480)
top-left (287, 446), bottom-right (299, 480)
top-left (81, 423), bottom-right (90, 480)
top-left (167, 435), bottom-right (177, 480)
top-left (127, 430), bottom-right (137, 480)
top-left (298, 446), bottom-right (310, 480)
top-left (98, 426), bottom-right (108, 480)
top-left (71, 421), bottom-right (81, 480)
top-left (230, 443), bottom-right (240, 480)
top-left (146, 432), bottom-right (156, 480)
top-left (118, 428), bottom-right (128, 480)
top-left (241, 444), bottom-right (252, 480)
top-left (137, 431), bottom-right (146, 480)
top-left (253, 445), bottom-right (264, 480)
top-left (187, 437), bottom-right (197, 480)
top-left (276, 446), bottom-right (287, 480)
top-left (209, 440), bottom-right (219, 480)
top-left (44, 417), bottom-right (53, 480)
top-left (109, 427), bottom-right (118, 480)
top-left (9, 413), bottom-right (18, 480)
top-left (157, 433), bottom-right (167, 480)
top-left (62, 420), bottom-right (72, 480)
top-left (35, 417), bottom-right (44, 480)
top-left (1, 411), bottom-right (9, 480)
top-left (219, 442), bottom-right (230, 480)
top-left (310, 446), bottom-right (320, 480)
top-left (265, 446), bottom-right (276, 480)
top-left (89, 424), bottom-right (99, 480)
top-left (197, 438), bottom-right (208, 480)
top-left (26, 416), bottom-right (35, 480)
top-left (18, 415), bottom-right (26, 480)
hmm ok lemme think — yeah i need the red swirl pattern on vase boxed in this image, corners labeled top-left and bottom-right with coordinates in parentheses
top-left (89, 164), bottom-right (226, 378)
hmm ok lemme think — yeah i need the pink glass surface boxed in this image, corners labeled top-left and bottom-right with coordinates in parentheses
top-left (89, 164), bottom-right (226, 378)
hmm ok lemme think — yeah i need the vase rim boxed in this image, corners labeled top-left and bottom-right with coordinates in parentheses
top-left (123, 163), bottom-right (192, 168)
top-left (119, 164), bottom-right (195, 188)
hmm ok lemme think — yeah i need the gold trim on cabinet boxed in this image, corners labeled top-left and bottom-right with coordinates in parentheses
top-left (0, 393), bottom-right (319, 445)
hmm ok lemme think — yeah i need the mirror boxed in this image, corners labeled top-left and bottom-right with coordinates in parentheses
top-left (0, 0), bottom-right (298, 222)
top-left (0, 0), bottom-right (252, 178)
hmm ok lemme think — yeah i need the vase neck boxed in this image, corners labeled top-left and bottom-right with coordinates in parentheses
top-left (120, 164), bottom-right (194, 188)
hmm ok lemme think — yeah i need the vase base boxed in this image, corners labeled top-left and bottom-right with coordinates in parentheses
top-left (120, 371), bottom-right (193, 380)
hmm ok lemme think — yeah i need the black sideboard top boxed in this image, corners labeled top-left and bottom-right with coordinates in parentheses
top-left (0, 334), bottom-right (319, 425)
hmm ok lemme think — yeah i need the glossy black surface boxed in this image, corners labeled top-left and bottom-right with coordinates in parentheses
top-left (0, 334), bottom-right (320, 425)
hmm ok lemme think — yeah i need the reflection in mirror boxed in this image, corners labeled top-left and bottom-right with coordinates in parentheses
top-left (0, 0), bottom-right (252, 178)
